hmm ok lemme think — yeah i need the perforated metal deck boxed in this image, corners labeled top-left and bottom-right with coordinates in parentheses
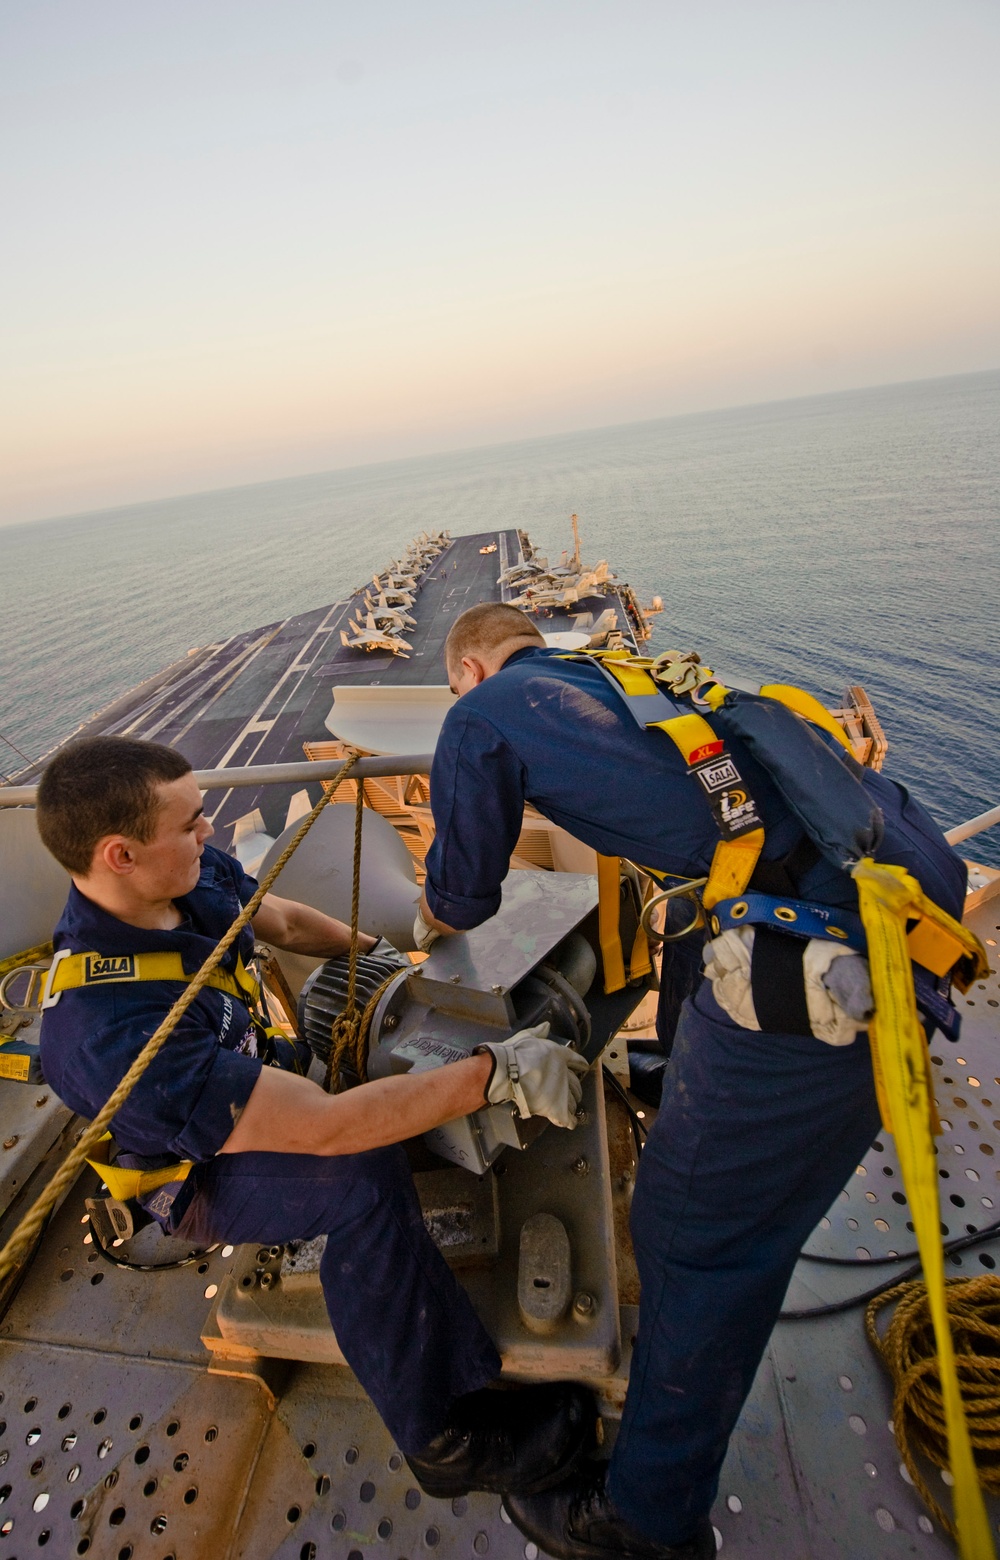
top-left (1, 891), bottom-right (999, 1560)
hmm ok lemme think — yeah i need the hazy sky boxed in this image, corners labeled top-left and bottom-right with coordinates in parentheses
top-left (2, 1), bottom-right (998, 526)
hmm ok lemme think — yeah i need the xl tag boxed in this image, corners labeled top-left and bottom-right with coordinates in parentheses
top-left (690, 755), bottom-right (764, 840)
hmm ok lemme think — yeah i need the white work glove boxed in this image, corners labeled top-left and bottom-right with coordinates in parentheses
top-left (476, 1022), bottom-right (589, 1130)
top-left (413, 907), bottom-right (441, 953)
top-left (704, 929), bottom-right (870, 1047)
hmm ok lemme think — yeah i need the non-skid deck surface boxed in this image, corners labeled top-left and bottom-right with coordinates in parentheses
top-left (58, 529), bottom-right (636, 844)
top-left (2, 894), bottom-right (999, 1557)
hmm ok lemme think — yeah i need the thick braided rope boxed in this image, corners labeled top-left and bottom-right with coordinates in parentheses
top-left (325, 774), bottom-right (366, 1093)
top-left (867, 1273), bottom-right (1000, 1535)
top-left (329, 967), bottom-right (402, 1092)
top-left (0, 751), bottom-right (360, 1287)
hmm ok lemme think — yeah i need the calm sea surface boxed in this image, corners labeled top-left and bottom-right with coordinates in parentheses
top-left (3, 369), bottom-right (999, 863)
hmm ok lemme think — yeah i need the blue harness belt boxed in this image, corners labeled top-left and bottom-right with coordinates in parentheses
top-left (711, 891), bottom-right (961, 1041)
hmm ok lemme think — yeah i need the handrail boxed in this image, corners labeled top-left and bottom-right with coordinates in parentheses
top-left (0, 754), bottom-right (436, 806)
top-left (1, 756), bottom-right (997, 847)
top-left (945, 804), bottom-right (1000, 847)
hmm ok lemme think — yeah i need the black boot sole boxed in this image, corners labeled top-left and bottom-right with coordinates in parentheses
top-left (408, 1395), bottom-right (598, 1499)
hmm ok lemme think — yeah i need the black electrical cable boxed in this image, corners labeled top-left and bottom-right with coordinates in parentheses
top-left (780, 1219), bottom-right (1000, 1320)
top-left (602, 1064), bottom-right (648, 1160)
top-left (87, 1217), bottom-right (218, 1273)
top-left (798, 1227), bottom-right (1000, 1268)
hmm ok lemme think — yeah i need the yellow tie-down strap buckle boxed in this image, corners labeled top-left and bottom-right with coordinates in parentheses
top-left (853, 858), bottom-right (992, 1560)
top-left (85, 1132), bottom-right (193, 1203)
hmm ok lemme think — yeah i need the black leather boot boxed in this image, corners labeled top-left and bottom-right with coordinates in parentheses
top-left (405, 1382), bottom-right (596, 1499)
top-left (505, 1463), bottom-right (716, 1560)
top-left (627, 1046), bottom-right (669, 1108)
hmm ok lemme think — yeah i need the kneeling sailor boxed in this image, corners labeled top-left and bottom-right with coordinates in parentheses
top-left (36, 735), bottom-right (595, 1501)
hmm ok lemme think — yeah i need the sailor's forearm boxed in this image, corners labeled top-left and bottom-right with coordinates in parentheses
top-left (310, 1055), bottom-right (495, 1154)
top-left (219, 1054), bottom-right (494, 1156)
top-left (253, 892), bottom-right (377, 957)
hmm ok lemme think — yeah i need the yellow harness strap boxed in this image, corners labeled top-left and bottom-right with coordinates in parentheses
top-left (0, 941), bottom-right (55, 977)
top-left (594, 857), bottom-right (656, 994)
top-left (629, 881), bottom-right (654, 984)
top-left (758, 683), bottom-right (856, 756)
top-left (853, 859), bottom-right (992, 1560)
top-left (597, 855), bottom-right (628, 994)
top-left (701, 833), bottom-right (767, 911)
top-left (85, 1131), bottom-right (193, 1202)
top-left (46, 950), bottom-right (261, 1007)
top-left (46, 954), bottom-right (259, 1199)
top-left (593, 657), bottom-right (767, 908)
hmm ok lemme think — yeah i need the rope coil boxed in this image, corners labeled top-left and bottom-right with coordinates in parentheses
top-left (867, 1274), bottom-right (1000, 1538)
top-left (0, 751), bottom-right (361, 1288)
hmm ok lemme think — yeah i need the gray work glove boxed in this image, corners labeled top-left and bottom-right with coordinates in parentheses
top-left (821, 953), bottom-right (875, 1023)
top-left (413, 908), bottom-right (441, 953)
top-left (368, 936), bottom-right (411, 969)
top-left (476, 1022), bottom-right (589, 1130)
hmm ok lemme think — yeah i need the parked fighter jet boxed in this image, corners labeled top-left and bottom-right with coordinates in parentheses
top-left (363, 593), bottom-right (417, 630)
top-left (497, 561), bottom-right (545, 588)
top-left (372, 576), bottom-right (417, 604)
top-left (381, 566), bottom-right (420, 591)
top-left (340, 612), bottom-right (412, 657)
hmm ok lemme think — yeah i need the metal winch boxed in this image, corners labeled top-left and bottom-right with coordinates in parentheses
top-left (298, 868), bottom-right (649, 1174)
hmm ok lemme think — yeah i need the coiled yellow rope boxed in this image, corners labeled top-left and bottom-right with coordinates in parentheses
top-left (0, 751), bottom-right (360, 1287)
top-left (867, 1274), bottom-right (1000, 1539)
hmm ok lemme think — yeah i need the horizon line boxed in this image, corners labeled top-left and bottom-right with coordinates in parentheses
top-left (9, 362), bottom-right (999, 536)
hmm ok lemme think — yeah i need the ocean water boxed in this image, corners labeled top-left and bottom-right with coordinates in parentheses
top-left (3, 369), bottom-right (999, 864)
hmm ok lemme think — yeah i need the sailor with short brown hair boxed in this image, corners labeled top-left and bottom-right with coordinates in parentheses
top-left (417, 604), bottom-right (967, 1560)
top-left (37, 733), bottom-right (596, 1499)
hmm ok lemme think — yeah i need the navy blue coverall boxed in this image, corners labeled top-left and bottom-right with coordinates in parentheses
top-left (39, 845), bottom-right (501, 1453)
top-left (424, 646), bottom-right (967, 1545)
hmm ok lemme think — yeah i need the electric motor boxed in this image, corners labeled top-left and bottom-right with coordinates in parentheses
top-left (298, 950), bottom-right (409, 1065)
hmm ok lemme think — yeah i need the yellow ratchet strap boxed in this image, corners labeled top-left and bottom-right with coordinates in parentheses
top-left (85, 1131), bottom-right (193, 1202)
top-left (46, 950), bottom-right (261, 1007)
top-left (852, 858), bottom-right (992, 1560)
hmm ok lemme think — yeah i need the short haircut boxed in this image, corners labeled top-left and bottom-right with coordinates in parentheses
top-left (36, 736), bottom-right (192, 875)
top-left (445, 602), bottom-right (544, 670)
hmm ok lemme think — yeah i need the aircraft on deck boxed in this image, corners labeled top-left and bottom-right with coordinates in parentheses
top-left (363, 593), bottom-right (417, 631)
top-left (340, 611), bottom-right (413, 657)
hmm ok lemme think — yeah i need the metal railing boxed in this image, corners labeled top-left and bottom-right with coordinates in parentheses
top-left (0, 754), bottom-right (436, 807)
top-left (944, 803), bottom-right (1000, 847)
top-left (0, 755), bottom-right (997, 848)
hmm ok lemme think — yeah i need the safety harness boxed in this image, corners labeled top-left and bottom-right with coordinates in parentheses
top-left (564, 645), bottom-right (995, 1556)
top-left (562, 648), bottom-right (980, 1028)
top-left (38, 945), bottom-right (300, 1201)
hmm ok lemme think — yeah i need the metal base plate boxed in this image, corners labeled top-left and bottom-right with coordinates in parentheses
top-left (207, 1071), bottom-right (621, 1380)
